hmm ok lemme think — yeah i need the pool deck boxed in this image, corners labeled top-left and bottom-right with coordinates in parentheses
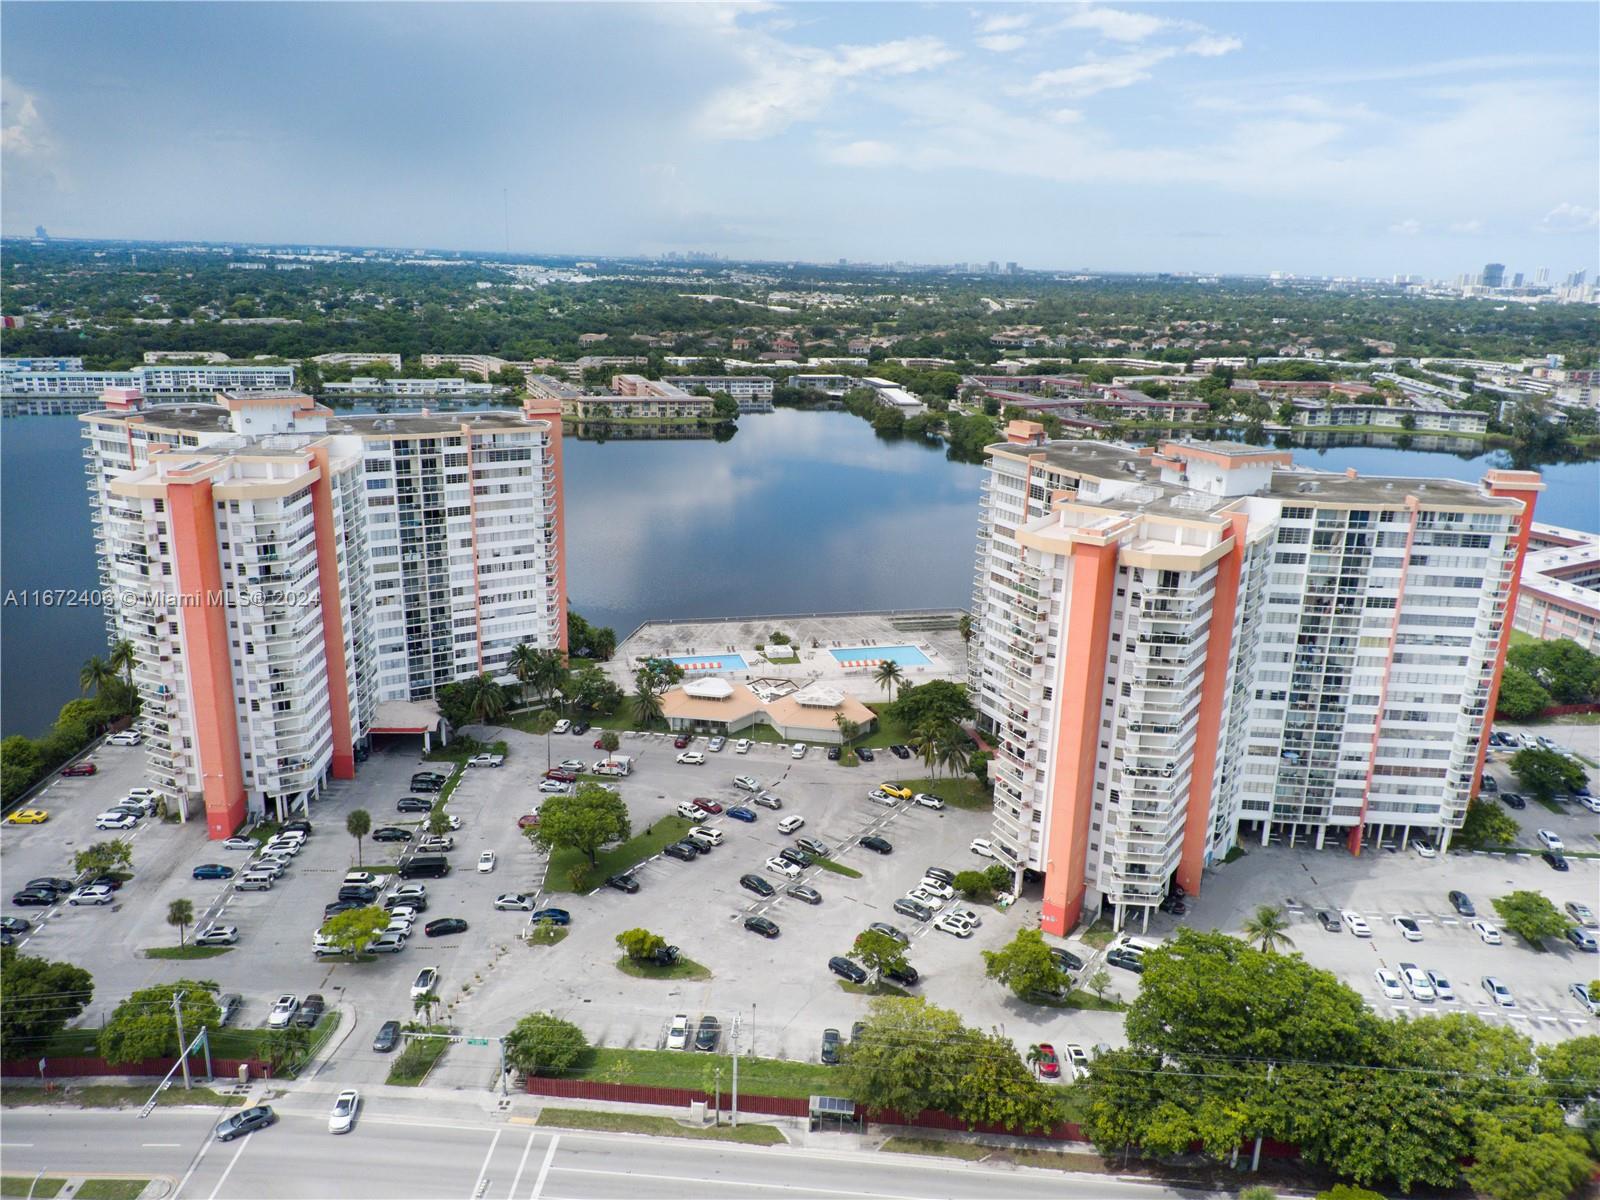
top-left (606, 609), bottom-right (969, 694)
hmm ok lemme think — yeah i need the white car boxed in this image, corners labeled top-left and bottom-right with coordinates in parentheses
top-left (1579, 794), bottom-right (1600, 814)
top-left (1470, 920), bottom-right (1503, 945)
top-left (494, 893), bottom-right (535, 911)
top-left (1342, 911), bottom-right (1372, 937)
top-left (467, 753), bottom-right (505, 768)
top-left (708, 736), bottom-right (726, 752)
top-left (107, 731), bottom-right (143, 746)
top-left (946, 906), bottom-right (982, 928)
top-left (264, 838), bottom-right (302, 856)
top-left (733, 775), bottom-right (761, 792)
top-left (791, 744), bottom-right (807, 760)
top-left (913, 792), bottom-right (945, 810)
top-left (1392, 916), bottom-right (1423, 942)
top-left (687, 826), bottom-right (723, 846)
top-left (95, 812), bottom-right (137, 831)
top-left (905, 886), bottom-right (945, 912)
top-left (1399, 964), bottom-right (1435, 1001)
top-left (1481, 975), bottom-right (1515, 1007)
top-left (735, 739), bottom-right (752, 754)
top-left (127, 787), bottom-right (159, 801)
top-left (539, 779), bottom-right (573, 794)
top-left (667, 1013), bottom-right (690, 1050)
top-left (551, 719), bottom-right (571, 735)
top-left (918, 877), bottom-right (955, 900)
top-left (777, 815), bottom-right (805, 834)
top-left (343, 872), bottom-right (377, 887)
top-left (391, 883), bottom-right (427, 902)
top-left (867, 789), bottom-right (898, 806)
top-left (221, 837), bottom-right (256, 852)
top-left (969, 838), bottom-right (996, 859)
top-left (410, 968), bottom-right (440, 1000)
top-left (1571, 983), bottom-right (1599, 1015)
top-left (676, 752), bottom-right (706, 766)
top-left (764, 856), bottom-right (801, 879)
top-left (1426, 970), bottom-right (1455, 1001)
top-left (386, 905), bottom-right (422, 923)
top-left (384, 915), bottom-right (415, 936)
top-left (368, 933), bottom-right (406, 954)
top-left (328, 1089), bottom-right (360, 1135)
top-left (195, 924), bottom-right (238, 946)
top-left (477, 851), bottom-right (496, 873)
top-left (1064, 1043), bottom-right (1090, 1076)
top-left (558, 758), bottom-right (586, 772)
top-left (934, 912), bottom-right (974, 938)
top-left (1374, 968), bottom-right (1405, 1000)
top-left (67, 884), bottom-right (115, 906)
top-left (1536, 829), bottom-right (1564, 851)
top-left (268, 995), bottom-right (299, 1028)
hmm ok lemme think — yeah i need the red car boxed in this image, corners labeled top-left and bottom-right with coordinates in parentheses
top-left (673, 734), bottom-right (690, 749)
top-left (60, 762), bottom-right (97, 777)
top-left (593, 739), bottom-right (605, 749)
top-left (518, 813), bottom-right (541, 830)
top-left (692, 797), bottom-right (723, 815)
top-left (1035, 1043), bottom-right (1060, 1078)
top-left (544, 769), bottom-right (577, 783)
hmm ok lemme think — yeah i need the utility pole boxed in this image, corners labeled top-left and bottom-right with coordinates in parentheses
top-left (1250, 1062), bottom-right (1274, 1171)
top-left (172, 993), bottom-right (191, 1090)
top-left (729, 1015), bottom-right (740, 1128)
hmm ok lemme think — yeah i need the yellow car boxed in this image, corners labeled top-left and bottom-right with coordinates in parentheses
top-left (879, 784), bottom-right (914, 801)
top-left (6, 809), bottom-right (49, 825)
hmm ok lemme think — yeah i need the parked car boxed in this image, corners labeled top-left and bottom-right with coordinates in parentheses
top-left (1374, 968), bottom-right (1406, 1000)
top-left (754, 791), bottom-right (783, 810)
top-left (1392, 916), bottom-right (1423, 942)
top-left (934, 912), bottom-right (974, 938)
top-left (108, 731), bottom-right (143, 747)
top-left (6, 809), bottom-right (48, 825)
top-left (1571, 983), bottom-right (1599, 1015)
top-left (1566, 927), bottom-right (1599, 953)
top-left (60, 762), bottom-right (97, 777)
top-left (295, 994), bottom-right (326, 1028)
top-left (195, 924), bottom-right (238, 946)
top-left (539, 779), bottom-right (573, 795)
top-left (425, 918), bottom-right (470, 937)
top-left (528, 908), bottom-right (571, 925)
top-left (267, 995), bottom-right (300, 1028)
top-left (1342, 911), bottom-right (1372, 937)
top-left (410, 968), bottom-right (440, 999)
top-left (673, 734), bottom-right (691, 749)
top-left (328, 1089), bottom-right (361, 1135)
top-left (744, 915), bottom-right (781, 939)
top-left (797, 837), bottom-right (831, 857)
top-left (708, 736), bottom-right (726, 752)
top-left (95, 812), bottom-right (137, 831)
top-left (867, 789), bottom-right (898, 806)
top-left (868, 921), bottom-right (909, 945)
top-left (662, 841), bottom-right (699, 862)
top-left (893, 897), bottom-right (933, 922)
top-left (1035, 1043), bottom-right (1061, 1078)
top-left (606, 873), bottom-right (640, 894)
top-left (12, 889), bottom-right (54, 907)
top-left (695, 1016), bottom-right (721, 1051)
top-left (726, 806), bottom-right (757, 823)
top-left (778, 847), bottom-right (813, 869)
top-left (1106, 947), bottom-right (1145, 973)
top-left (1565, 901), bottom-right (1598, 927)
top-left (467, 753), bottom-right (504, 768)
top-left (1448, 891), bottom-right (1476, 917)
top-left (1536, 828), bottom-right (1564, 851)
top-left (221, 836), bottom-right (256, 851)
top-left (396, 797), bottom-right (433, 813)
top-left (733, 775), bottom-right (761, 792)
top-left (691, 797), bottom-right (723, 814)
top-left (477, 851), bottom-right (496, 874)
top-left (1049, 947), bottom-right (1084, 973)
top-left (765, 856), bottom-right (801, 879)
top-left (1425, 970), bottom-right (1455, 1001)
top-left (192, 864), bottom-right (235, 880)
top-left (1500, 792), bottom-right (1527, 809)
top-left (215, 1105), bottom-right (276, 1142)
top-left (67, 884), bottom-right (115, 906)
top-left (856, 747), bottom-right (875, 762)
top-left (969, 838), bottom-right (995, 859)
top-left (26, 877), bottom-right (74, 896)
top-left (667, 1013), bottom-right (690, 1050)
top-left (1315, 910), bottom-right (1341, 932)
top-left (1471, 920), bottom-right (1503, 944)
top-left (494, 893), bottom-right (535, 911)
top-left (1481, 976), bottom-right (1515, 1006)
top-left (373, 1020), bottom-right (401, 1052)
top-left (1543, 851), bottom-right (1570, 872)
top-left (827, 746), bottom-right (841, 761)
top-left (371, 827), bottom-right (412, 843)
top-left (676, 752), bottom-right (706, 766)
top-left (859, 835), bottom-right (893, 854)
top-left (913, 793), bottom-right (945, 810)
top-left (218, 993), bottom-right (242, 1026)
top-left (787, 883), bottom-right (822, 905)
top-left (551, 719), bottom-right (571, 734)
top-left (777, 815), bottom-right (805, 834)
top-left (820, 1027), bottom-right (842, 1064)
top-left (735, 739), bottom-right (752, 754)
top-left (1398, 963), bottom-right (1435, 1001)
top-left (828, 957), bottom-right (867, 984)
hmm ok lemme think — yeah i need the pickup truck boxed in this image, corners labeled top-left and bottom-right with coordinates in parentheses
top-left (467, 753), bottom-right (505, 768)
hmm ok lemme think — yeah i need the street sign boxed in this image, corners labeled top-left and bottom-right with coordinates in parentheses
top-left (467, 1038), bottom-right (490, 1046)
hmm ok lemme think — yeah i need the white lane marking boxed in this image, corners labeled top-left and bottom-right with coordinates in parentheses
top-left (172, 1125), bottom-right (216, 1198)
top-left (0, 1143), bottom-right (34, 1148)
top-left (529, 1133), bottom-right (558, 1200)
top-left (207, 1133), bottom-right (250, 1200)
top-left (548, 1166), bottom-right (927, 1198)
top-left (143, 1142), bottom-right (182, 1147)
top-left (471, 1127), bottom-right (502, 1197)
top-left (506, 1127), bottom-right (537, 1199)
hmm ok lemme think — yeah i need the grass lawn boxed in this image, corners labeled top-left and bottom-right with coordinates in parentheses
top-left (536, 1107), bottom-right (785, 1145)
top-left (1534, 795), bottom-right (1567, 814)
top-left (73, 1182), bottom-right (150, 1200)
top-left (0, 1179), bottom-right (65, 1198)
top-left (616, 955), bottom-right (712, 981)
top-left (839, 979), bottom-right (910, 998)
top-left (2, 1084), bottom-right (244, 1110)
top-left (887, 777), bottom-right (992, 811)
top-left (424, 739), bottom-right (508, 764)
top-left (563, 1048), bottom-right (836, 1099)
top-left (1079, 921), bottom-right (1116, 949)
top-left (811, 857), bottom-right (862, 879)
top-left (386, 1035), bottom-right (450, 1086)
top-left (881, 1136), bottom-right (1106, 1173)
top-left (527, 925), bottom-right (570, 948)
top-left (144, 944), bottom-right (232, 960)
top-left (1064, 989), bottom-right (1127, 1012)
top-left (853, 704), bottom-right (915, 749)
top-left (545, 817), bottom-right (693, 893)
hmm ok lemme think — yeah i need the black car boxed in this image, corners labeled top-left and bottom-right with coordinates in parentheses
top-left (1049, 947), bottom-right (1084, 972)
top-left (890, 744), bottom-right (911, 760)
top-left (410, 778), bottom-right (444, 794)
top-left (893, 897), bottom-right (933, 922)
top-left (1501, 792), bottom-right (1527, 810)
top-left (884, 963), bottom-right (920, 987)
top-left (787, 883), bottom-right (822, 905)
top-left (1316, 910), bottom-right (1342, 932)
top-left (218, 993), bottom-right (242, 1027)
top-left (1543, 851), bottom-right (1570, 872)
top-left (571, 721), bottom-right (591, 735)
top-left (1158, 894), bottom-right (1187, 916)
top-left (744, 915), bottom-right (780, 939)
top-left (324, 900), bottom-right (362, 919)
top-left (923, 866), bottom-right (955, 886)
top-left (647, 944), bottom-right (680, 966)
top-left (606, 873), bottom-right (640, 894)
top-left (868, 921), bottom-right (908, 944)
top-left (373, 1020), bottom-right (401, 1053)
top-left (396, 797), bottom-right (433, 813)
top-left (859, 835), bottom-right (893, 854)
top-left (0, 917), bottom-right (32, 935)
top-left (294, 993), bottom-right (326, 1029)
top-left (1107, 947), bottom-right (1145, 973)
top-left (778, 847), bottom-right (813, 869)
top-left (694, 1016), bottom-right (721, 1051)
top-left (851, 1021), bottom-right (866, 1043)
top-left (856, 747), bottom-right (875, 762)
top-left (820, 1028), bottom-right (842, 1064)
top-left (425, 918), bottom-right (469, 937)
top-left (686, 833), bottom-right (718, 853)
top-left (827, 746), bottom-right (841, 761)
top-left (338, 885), bottom-right (379, 903)
top-left (662, 841), bottom-right (700, 862)
top-left (740, 873), bottom-right (775, 897)
top-left (1448, 890), bottom-right (1476, 917)
top-left (87, 875), bottom-right (124, 891)
top-left (215, 1105), bottom-right (276, 1141)
top-left (280, 820), bottom-right (313, 836)
top-left (828, 956), bottom-right (867, 984)
top-left (12, 889), bottom-right (54, 907)
top-left (371, 827), bottom-right (412, 843)
top-left (26, 877), bottom-right (74, 895)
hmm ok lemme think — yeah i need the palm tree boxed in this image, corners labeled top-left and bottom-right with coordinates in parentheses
top-left (1025, 1043), bottom-right (1045, 1079)
top-left (873, 660), bottom-right (904, 701)
top-left (632, 685), bottom-right (664, 729)
top-left (532, 650), bottom-right (568, 706)
top-left (463, 673), bottom-right (507, 727)
top-left (108, 638), bottom-right (137, 689)
top-left (413, 990), bottom-right (440, 1026)
top-left (347, 808), bottom-right (371, 867)
top-left (79, 655), bottom-right (116, 697)
top-left (911, 718), bottom-right (946, 783)
top-left (509, 643), bottom-right (541, 704)
top-left (958, 614), bottom-right (973, 644)
top-left (528, 708), bottom-right (559, 769)
top-left (167, 898), bottom-right (193, 946)
top-left (1241, 904), bottom-right (1295, 955)
top-left (938, 731), bottom-right (971, 782)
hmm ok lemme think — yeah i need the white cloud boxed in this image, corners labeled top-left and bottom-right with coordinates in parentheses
top-left (1537, 202), bottom-right (1599, 233)
top-left (1449, 219), bottom-right (1484, 235)
top-left (1059, 7), bottom-right (1175, 42)
top-left (978, 34), bottom-right (1027, 53)
top-left (976, 12), bottom-right (1031, 35)
top-left (827, 139), bottom-right (894, 166)
top-left (1185, 35), bottom-right (1243, 58)
top-left (1024, 49), bottom-right (1176, 98)
top-left (1, 77), bottom-right (52, 158)
top-left (1389, 218), bottom-right (1423, 236)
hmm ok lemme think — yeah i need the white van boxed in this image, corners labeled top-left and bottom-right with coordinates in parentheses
top-left (237, 869), bottom-right (275, 891)
top-left (675, 801), bottom-right (702, 820)
top-left (592, 755), bottom-right (633, 777)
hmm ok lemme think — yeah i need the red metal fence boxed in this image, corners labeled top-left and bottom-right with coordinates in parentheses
top-left (2, 1055), bottom-right (270, 1079)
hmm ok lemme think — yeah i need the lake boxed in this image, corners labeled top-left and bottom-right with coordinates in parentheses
top-left (3, 410), bottom-right (1597, 736)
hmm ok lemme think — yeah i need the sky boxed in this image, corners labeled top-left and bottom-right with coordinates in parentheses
top-left (2, 2), bottom-right (1596, 278)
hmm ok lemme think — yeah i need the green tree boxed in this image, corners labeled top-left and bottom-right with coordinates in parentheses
top-left (598, 730), bottom-right (620, 765)
top-left (79, 655), bottom-right (116, 697)
top-left (1510, 747), bottom-right (1587, 799)
top-left (166, 899), bottom-right (193, 946)
top-left (1495, 666), bottom-right (1552, 721)
top-left (72, 839), bottom-right (133, 879)
top-left (509, 642), bottom-right (543, 704)
top-left (346, 808), bottom-right (371, 866)
top-left (982, 928), bottom-right (1070, 1001)
top-left (958, 613), bottom-right (973, 643)
top-left (107, 637), bottom-right (137, 690)
top-left (412, 989), bottom-right (440, 1025)
top-left (461, 672), bottom-right (508, 726)
top-left (615, 927), bottom-right (669, 962)
top-left (873, 659), bottom-right (904, 700)
top-left (838, 996), bottom-right (976, 1118)
top-left (1491, 891), bottom-right (1573, 948)
top-left (263, 1024), bottom-right (312, 1072)
top-left (567, 664), bottom-right (623, 715)
top-left (968, 749), bottom-right (992, 789)
top-left (1508, 638), bottom-right (1600, 704)
top-left (937, 729), bottom-right (972, 781)
top-left (711, 392), bottom-right (739, 421)
top-left (1536, 1036), bottom-right (1600, 1106)
top-left (528, 707), bottom-right (560, 769)
top-left (1456, 798), bottom-right (1519, 850)
top-left (851, 929), bottom-right (910, 987)
top-left (1087, 968), bottom-right (1112, 1002)
top-left (504, 1011), bottom-right (589, 1076)
top-left (321, 905), bottom-right (390, 954)
top-left (632, 670), bottom-right (666, 728)
top-left (1464, 1106), bottom-right (1595, 1200)
top-left (0, 947), bottom-right (94, 1050)
top-left (955, 1029), bottom-right (1062, 1132)
top-left (833, 714), bottom-right (860, 749)
top-left (428, 802), bottom-right (452, 839)
top-left (1241, 904), bottom-right (1296, 954)
top-left (953, 869), bottom-right (996, 901)
top-left (891, 680), bottom-right (974, 729)
top-left (527, 784), bottom-right (630, 867)
top-left (99, 981), bottom-right (220, 1065)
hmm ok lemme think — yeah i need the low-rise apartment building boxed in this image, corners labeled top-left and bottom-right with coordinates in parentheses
top-left (320, 377), bottom-right (496, 399)
top-left (2, 362), bottom-right (296, 399)
top-left (1513, 524), bottom-right (1600, 652)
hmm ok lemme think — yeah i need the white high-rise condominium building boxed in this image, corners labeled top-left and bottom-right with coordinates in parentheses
top-left (968, 425), bottom-right (1540, 935)
top-left (81, 388), bottom-right (567, 837)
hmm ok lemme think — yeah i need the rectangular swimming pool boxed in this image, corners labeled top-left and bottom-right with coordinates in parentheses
top-left (668, 654), bottom-right (749, 672)
top-left (829, 645), bottom-right (932, 668)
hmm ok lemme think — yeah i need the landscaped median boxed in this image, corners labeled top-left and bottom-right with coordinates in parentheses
top-left (888, 777), bottom-right (992, 810)
top-left (544, 816), bottom-right (694, 893)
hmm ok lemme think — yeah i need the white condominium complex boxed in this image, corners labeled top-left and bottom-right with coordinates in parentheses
top-left (81, 388), bottom-right (567, 838)
top-left (968, 425), bottom-right (1540, 935)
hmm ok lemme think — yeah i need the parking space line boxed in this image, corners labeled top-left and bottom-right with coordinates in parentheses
top-left (529, 1133), bottom-right (558, 1200)
top-left (470, 1128), bottom-right (502, 1198)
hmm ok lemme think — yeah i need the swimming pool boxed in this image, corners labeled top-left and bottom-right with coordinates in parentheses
top-left (668, 654), bottom-right (749, 672)
top-left (829, 645), bottom-right (932, 668)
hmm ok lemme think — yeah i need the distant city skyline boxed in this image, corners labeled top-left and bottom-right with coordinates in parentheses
top-left (2, 2), bottom-right (1596, 276)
